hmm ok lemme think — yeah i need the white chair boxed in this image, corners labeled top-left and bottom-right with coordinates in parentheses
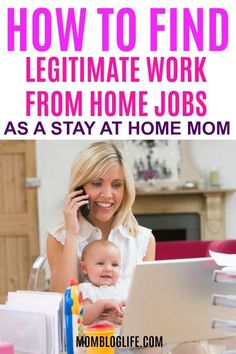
top-left (27, 254), bottom-right (50, 291)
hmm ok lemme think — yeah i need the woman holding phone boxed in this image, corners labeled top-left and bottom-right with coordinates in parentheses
top-left (46, 142), bottom-right (155, 322)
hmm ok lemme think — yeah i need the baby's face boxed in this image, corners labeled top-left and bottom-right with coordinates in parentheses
top-left (83, 245), bottom-right (121, 287)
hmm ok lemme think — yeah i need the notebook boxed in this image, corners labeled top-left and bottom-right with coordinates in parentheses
top-left (120, 258), bottom-right (236, 344)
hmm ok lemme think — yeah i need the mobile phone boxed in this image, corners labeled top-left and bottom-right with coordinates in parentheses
top-left (75, 186), bottom-right (90, 218)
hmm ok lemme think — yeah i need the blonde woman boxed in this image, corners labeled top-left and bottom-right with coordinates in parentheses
top-left (46, 142), bottom-right (156, 303)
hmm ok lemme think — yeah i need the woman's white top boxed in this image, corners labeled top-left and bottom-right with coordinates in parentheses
top-left (47, 217), bottom-right (152, 285)
top-left (78, 281), bottom-right (128, 303)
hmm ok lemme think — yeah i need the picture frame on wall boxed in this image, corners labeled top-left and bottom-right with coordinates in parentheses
top-left (121, 140), bottom-right (201, 191)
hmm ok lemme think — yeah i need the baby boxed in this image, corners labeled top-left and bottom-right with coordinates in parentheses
top-left (79, 240), bottom-right (128, 325)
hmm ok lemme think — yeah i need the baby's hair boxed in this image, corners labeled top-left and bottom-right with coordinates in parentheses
top-left (81, 240), bottom-right (120, 262)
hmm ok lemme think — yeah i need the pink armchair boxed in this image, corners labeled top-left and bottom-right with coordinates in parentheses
top-left (155, 239), bottom-right (236, 260)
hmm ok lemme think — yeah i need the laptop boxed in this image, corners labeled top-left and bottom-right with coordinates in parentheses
top-left (120, 258), bottom-right (236, 344)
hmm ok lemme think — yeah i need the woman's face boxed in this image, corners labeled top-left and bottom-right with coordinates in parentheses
top-left (84, 163), bottom-right (125, 226)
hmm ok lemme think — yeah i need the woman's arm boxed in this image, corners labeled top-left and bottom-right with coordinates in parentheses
top-left (47, 234), bottom-right (78, 292)
top-left (143, 233), bottom-right (156, 261)
top-left (47, 190), bottom-right (89, 292)
top-left (82, 299), bottom-right (123, 325)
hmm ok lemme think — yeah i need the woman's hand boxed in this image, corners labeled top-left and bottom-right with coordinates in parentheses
top-left (103, 299), bottom-right (123, 315)
top-left (81, 299), bottom-right (124, 325)
top-left (99, 305), bottom-right (124, 325)
top-left (100, 311), bottom-right (124, 325)
top-left (99, 300), bottom-right (125, 325)
top-left (63, 190), bottom-right (89, 237)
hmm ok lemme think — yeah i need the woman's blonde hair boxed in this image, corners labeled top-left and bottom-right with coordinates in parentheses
top-left (69, 142), bottom-right (139, 236)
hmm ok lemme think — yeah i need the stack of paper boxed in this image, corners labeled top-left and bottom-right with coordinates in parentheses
top-left (210, 250), bottom-right (236, 268)
top-left (0, 290), bottom-right (64, 354)
top-left (210, 250), bottom-right (236, 283)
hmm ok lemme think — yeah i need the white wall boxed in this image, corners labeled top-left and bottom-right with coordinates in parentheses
top-left (190, 141), bottom-right (236, 238)
top-left (36, 140), bottom-right (236, 253)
